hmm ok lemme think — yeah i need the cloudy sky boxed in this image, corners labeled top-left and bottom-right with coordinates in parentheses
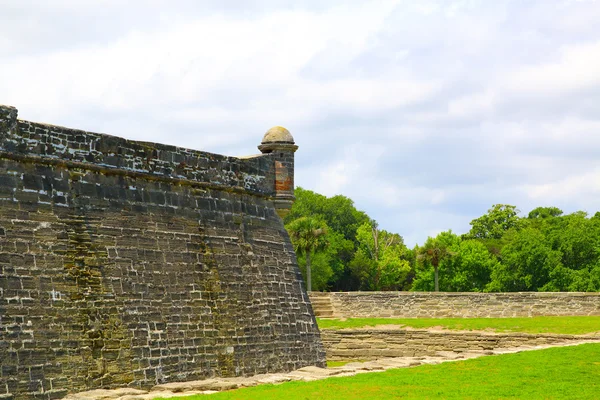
top-left (2, 0), bottom-right (600, 246)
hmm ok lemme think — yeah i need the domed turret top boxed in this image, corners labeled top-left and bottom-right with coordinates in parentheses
top-left (261, 126), bottom-right (295, 144)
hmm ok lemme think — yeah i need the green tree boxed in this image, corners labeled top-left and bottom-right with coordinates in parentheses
top-left (284, 187), bottom-right (371, 291)
top-left (543, 212), bottom-right (599, 272)
top-left (467, 204), bottom-right (522, 240)
top-left (415, 231), bottom-right (457, 292)
top-left (483, 208), bottom-right (600, 292)
top-left (295, 230), bottom-right (355, 291)
top-left (445, 239), bottom-right (499, 292)
top-left (350, 221), bottom-right (411, 290)
top-left (284, 188), bottom-right (327, 224)
top-left (531, 211), bottom-right (600, 291)
top-left (285, 217), bottom-right (328, 292)
top-left (284, 187), bottom-right (369, 242)
top-left (295, 252), bottom-right (332, 291)
top-left (323, 231), bottom-right (356, 289)
top-left (348, 249), bottom-right (377, 290)
top-left (486, 227), bottom-right (562, 292)
top-left (412, 233), bottom-right (497, 292)
top-left (528, 206), bottom-right (563, 219)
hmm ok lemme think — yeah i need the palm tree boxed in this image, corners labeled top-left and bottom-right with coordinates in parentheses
top-left (418, 237), bottom-right (455, 292)
top-left (286, 217), bottom-right (328, 292)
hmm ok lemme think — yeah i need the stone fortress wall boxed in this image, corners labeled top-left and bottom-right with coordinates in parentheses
top-left (0, 105), bottom-right (325, 400)
top-left (310, 291), bottom-right (600, 319)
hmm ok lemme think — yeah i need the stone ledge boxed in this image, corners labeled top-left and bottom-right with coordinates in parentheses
top-left (320, 328), bottom-right (600, 361)
top-left (0, 150), bottom-right (272, 199)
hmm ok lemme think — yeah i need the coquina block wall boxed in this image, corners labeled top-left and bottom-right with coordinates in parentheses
top-left (0, 105), bottom-right (325, 400)
top-left (321, 329), bottom-right (600, 361)
top-left (311, 292), bottom-right (600, 318)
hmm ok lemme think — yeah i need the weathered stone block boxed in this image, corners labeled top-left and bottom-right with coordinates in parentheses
top-left (0, 105), bottom-right (324, 399)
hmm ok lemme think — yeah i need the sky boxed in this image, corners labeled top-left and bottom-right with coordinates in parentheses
top-left (2, 0), bottom-right (600, 246)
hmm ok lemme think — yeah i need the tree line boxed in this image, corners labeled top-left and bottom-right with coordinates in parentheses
top-left (284, 188), bottom-right (600, 292)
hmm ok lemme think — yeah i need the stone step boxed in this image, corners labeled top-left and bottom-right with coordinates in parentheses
top-left (315, 311), bottom-right (334, 317)
top-left (311, 303), bottom-right (333, 309)
top-left (313, 307), bottom-right (334, 313)
top-left (313, 306), bottom-right (333, 311)
top-left (309, 293), bottom-right (335, 317)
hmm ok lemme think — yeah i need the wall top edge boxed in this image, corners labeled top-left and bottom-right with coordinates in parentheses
top-left (0, 105), bottom-right (279, 195)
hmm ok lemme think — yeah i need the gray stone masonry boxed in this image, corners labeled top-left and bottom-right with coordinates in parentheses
top-left (0, 105), bottom-right (325, 400)
top-left (321, 328), bottom-right (600, 361)
top-left (310, 291), bottom-right (600, 318)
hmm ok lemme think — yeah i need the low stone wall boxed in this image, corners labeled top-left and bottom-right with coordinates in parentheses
top-left (312, 292), bottom-right (600, 318)
top-left (321, 329), bottom-right (600, 361)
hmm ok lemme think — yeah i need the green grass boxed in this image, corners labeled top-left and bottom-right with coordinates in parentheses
top-left (159, 343), bottom-right (600, 400)
top-left (316, 316), bottom-right (600, 335)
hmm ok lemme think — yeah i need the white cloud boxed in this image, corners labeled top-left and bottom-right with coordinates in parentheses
top-left (506, 40), bottom-right (600, 95)
top-left (521, 168), bottom-right (600, 204)
top-left (302, 142), bottom-right (386, 197)
top-left (2, 0), bottom-right (600, 246)
top-left (447, 91), bottom-right (496, 118)
top-left (3, 1), bottom-right (405, 126)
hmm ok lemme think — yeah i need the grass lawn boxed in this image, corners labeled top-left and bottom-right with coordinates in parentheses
top-left (160, 343), bottom-right (600, 400)
top-left (316, 316), bottom-right (600, 335)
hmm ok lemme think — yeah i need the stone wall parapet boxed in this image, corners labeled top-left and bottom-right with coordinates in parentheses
top-left (0, 105), bottom-right (276, 197)
top-left (310, 291), bottom-right (600, 318)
